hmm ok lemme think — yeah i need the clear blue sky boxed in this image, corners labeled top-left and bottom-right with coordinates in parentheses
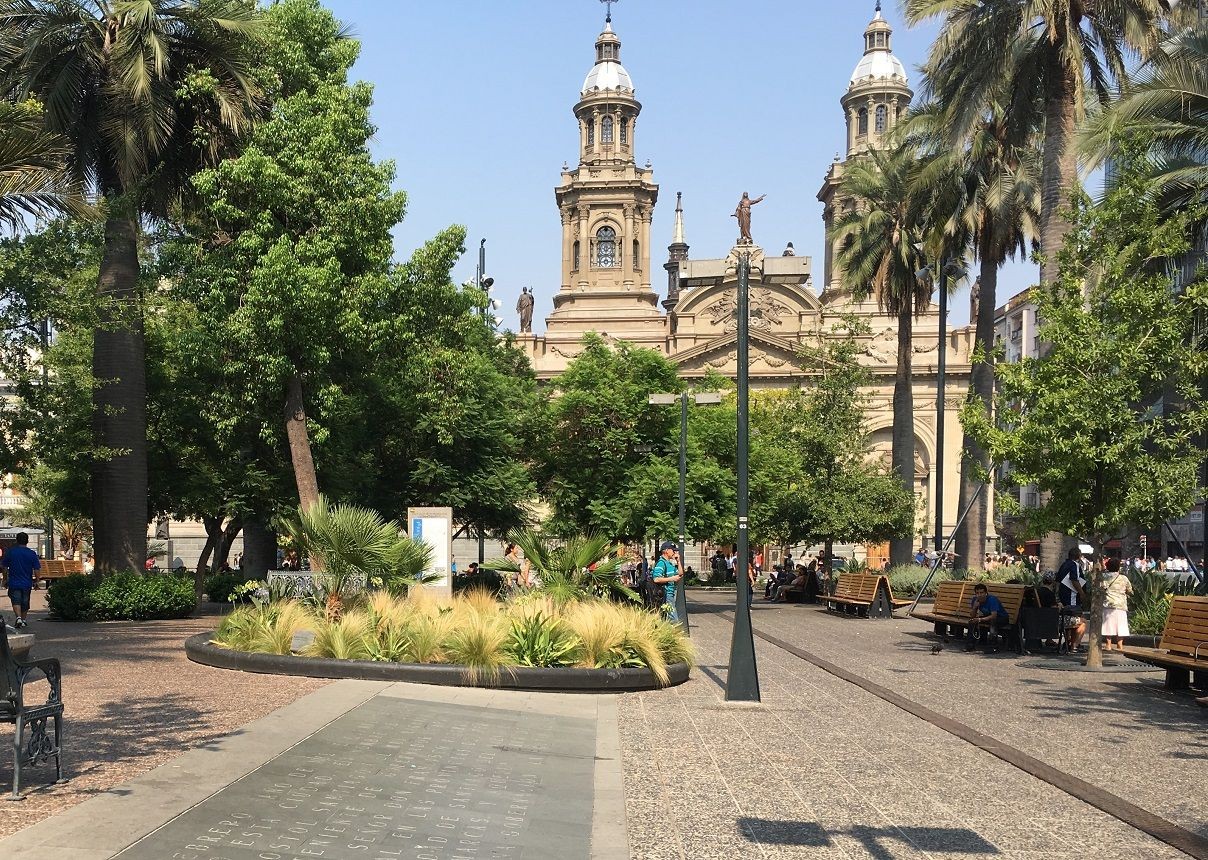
top-left (323, 0), bottom-right (1037, 332)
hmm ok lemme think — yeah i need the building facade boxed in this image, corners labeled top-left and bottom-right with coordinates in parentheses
top-left (519, 7), bottom-right (989, 551)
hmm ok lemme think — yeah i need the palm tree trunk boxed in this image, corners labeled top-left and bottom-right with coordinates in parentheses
top-left (955, 244), bottom-right (999, 573)
top-left (92, 212), bottom-right (148, 574)
top-left (284, 372), bottom-right (321, 511)
top-left (890, 306), bottom-right (916, 566)
top-left (1038, 51), bottom-right (1080, 574)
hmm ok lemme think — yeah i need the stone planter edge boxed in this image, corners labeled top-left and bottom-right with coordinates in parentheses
top-left (184, 632), bottom-right (690, 692)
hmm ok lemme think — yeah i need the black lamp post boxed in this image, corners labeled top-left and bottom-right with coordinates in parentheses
top-left (725, 253), bottom-right (760, 702)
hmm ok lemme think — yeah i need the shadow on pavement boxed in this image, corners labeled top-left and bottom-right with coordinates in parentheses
top-left (738, 817), bottom-right (1000, 856)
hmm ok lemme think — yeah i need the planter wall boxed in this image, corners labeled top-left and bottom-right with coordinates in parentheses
top-left (185, 633), bottom-right (689, 693)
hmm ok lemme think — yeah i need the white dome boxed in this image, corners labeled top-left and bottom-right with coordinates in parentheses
top-left (582, 61), bottom-right (633, 95)
top-left (850, 50), bottom-right (908, 86)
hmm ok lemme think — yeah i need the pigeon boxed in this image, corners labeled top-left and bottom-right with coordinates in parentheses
top-left (930, 644), bottom-right (943, 655)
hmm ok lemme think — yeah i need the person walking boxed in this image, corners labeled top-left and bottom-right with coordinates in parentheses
top-left (1101, 557), bottom-right (1133, 651)
top-left (651, 541), bottom-right (683, 622)
top-left (3, 532), bottom-right (41, 629)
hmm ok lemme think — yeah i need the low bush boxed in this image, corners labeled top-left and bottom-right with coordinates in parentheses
top-left (48, 571), bottom-right (197, 621)
top-left (203, 573), bottom-right (262, 603)
top-left (885, 565), bottom-right (947, 598)
top-left (213, 589), bottom-right (694, 685)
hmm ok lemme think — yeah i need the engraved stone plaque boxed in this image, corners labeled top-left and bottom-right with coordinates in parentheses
top-left (117, 697), bottom-right (596, 859)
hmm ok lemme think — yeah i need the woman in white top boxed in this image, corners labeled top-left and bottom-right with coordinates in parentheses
top-left (1100, 557), bottom-right (1133, 651)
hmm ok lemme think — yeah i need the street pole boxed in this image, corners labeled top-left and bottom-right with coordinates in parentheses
top-left (934, 263), bottom-right (948, 553)
top-left (676, 392), bottom-right (690, 632)
top-left (477, 239), bottom-right (486, 319)
top-left (40, 317), bottom-right (53, 559)
top-left (726, 253), bottom-right (761, 702)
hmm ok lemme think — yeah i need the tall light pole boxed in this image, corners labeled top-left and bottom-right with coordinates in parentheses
top-left (649, 389), bottom-right (722, 633)
top-left (726, 253), bottom-right (760, 702)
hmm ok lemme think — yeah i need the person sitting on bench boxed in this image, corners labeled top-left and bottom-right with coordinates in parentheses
top-left (966, 583), bottom-right (1009, 651)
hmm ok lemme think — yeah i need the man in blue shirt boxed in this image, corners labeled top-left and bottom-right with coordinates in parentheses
top-left (650, 541), bottom-right (683, 622)
top-left (966, 582), bottom-right (1009, 652)
top-left (3, 532), bottom-right (41, 629)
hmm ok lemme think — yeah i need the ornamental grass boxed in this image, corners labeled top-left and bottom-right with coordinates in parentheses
top-left (213, 589), bottom-right (693, 686)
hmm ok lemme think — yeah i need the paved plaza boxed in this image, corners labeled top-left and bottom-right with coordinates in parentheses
top-left (2, 590), bottom-right (1206, 859)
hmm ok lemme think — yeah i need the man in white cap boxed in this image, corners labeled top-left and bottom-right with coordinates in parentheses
top-left (651, 541), bottom-right (683, 622)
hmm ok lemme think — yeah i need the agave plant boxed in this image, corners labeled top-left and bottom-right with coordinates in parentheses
top-left (281, 495), bottom-right (433, 619)
top-left (492, 530), bottom-right (639, 604)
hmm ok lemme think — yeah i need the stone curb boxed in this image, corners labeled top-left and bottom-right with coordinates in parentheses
top-left (185, 632), bottom-right (690, 692)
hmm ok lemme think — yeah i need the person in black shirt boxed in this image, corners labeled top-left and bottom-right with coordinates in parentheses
top-left (1056, 548), bottom-right (1087, 651)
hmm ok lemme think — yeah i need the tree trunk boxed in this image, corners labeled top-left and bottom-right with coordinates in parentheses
top-left (955, 245), bottom-right (999, 574)
top-left (213, 517), bottom-right (242, 571)
top-left (890, 306), bottom-right (916, 566)
top-left (92, 213), bottom-right (148, 575)
top-left (1085, 537), bottom-right (1107, 670)
top-left (242, 515), bottom-right (278, 579)
top-left (284, 372), bottom-right (321, 511)
top-left (1038, 47), bottom-right (1080, 575)
top-left (193, 515), bottom-right (222, 600)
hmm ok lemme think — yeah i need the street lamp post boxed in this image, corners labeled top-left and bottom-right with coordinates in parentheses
top-left (649, 389), bottom-right (722, 634)
top-left (725, 253), bottom-right (761, 702)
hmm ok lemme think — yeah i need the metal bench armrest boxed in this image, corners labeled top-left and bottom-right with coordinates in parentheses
top-left (15, 656), bottom-right (63, 708)
top-left (1195, 641), bottom-right (1208, 661)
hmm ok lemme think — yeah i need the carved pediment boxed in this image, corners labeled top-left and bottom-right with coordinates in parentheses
top-left (672, 331), bottom-right (803, 376)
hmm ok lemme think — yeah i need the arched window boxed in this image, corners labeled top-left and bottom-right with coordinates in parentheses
top-left (632, 238), bottom-right (640, 270)
top-left (587, 120), bottom-right (594, 146)
top-left (595, 226), bottom-right (617, 267)
top-left (601, 116), bottom-right (614, 144)
top-left (620, 118), bottom-right (628, 145)
top-left (573, 240), bottom-right (581, 271)
top-left (875, 104), bottom-right (887, 133)
top-left (858, 108), bottom-right (868, 136)
top-left (602, 44), bottom-right (614, 59)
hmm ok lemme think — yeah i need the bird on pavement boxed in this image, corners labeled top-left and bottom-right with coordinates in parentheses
top-left (930, 644), bottom-right (943, 655)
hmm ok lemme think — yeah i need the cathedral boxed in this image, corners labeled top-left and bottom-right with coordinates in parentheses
top-left (517, 6), bottom-right (983, 551)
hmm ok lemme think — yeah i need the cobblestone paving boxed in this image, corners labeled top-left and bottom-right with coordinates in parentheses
top-left (619, 597), bottom-right (1202, 860)
top-left (0, 591), bottom-right (325, 839)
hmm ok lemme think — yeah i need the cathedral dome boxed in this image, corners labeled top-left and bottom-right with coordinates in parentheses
top-left (850, 50), bottom-right (908, 86)
top-left (581, 21), bottom-right (634, 96)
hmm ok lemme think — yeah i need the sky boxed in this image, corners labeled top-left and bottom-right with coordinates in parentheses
top-left (322, 0), bottom-right (1039, 332)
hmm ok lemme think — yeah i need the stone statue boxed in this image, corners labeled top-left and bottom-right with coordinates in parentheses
top-left (516, 287), bottom-right (535, 333)
top-left (969, 276), bottom-right (981, 323)
top-left (732, 192), bottom-right (765, 244)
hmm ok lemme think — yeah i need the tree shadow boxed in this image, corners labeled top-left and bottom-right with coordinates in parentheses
top-left (738, 817), bottom-right (999, 857)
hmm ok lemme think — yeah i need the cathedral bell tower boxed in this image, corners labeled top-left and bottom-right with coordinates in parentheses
top-left (818, 2), bottom-right (914, 300)
top-left (543, 14), bottom-right (665, 350)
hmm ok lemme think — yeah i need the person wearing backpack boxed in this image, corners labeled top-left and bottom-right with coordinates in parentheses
top-left (650, 541), bottom-right (683, 621)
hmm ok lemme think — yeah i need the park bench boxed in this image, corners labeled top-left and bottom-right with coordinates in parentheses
top-left (821, 572), bottom-right (908, 619)
top-left (911, 581), bottom-right (1028, 649)
top-left (1121, 596), bottom-right (1208, 690)
top-left (1, 622), bottom-right (64, 798)
top-left (36, 559), bottom-right (84, 588)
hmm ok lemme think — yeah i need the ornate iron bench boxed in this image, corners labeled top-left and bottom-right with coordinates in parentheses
top-left (2, 623), bottom-right (64, 799)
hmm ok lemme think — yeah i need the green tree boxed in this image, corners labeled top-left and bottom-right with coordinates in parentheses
top-left (756, 319), bottom-right (915, 567)
top-left (831, 142), bottom-right (934, 565)
top-left (0, 0), bottom-right (263, 572)
top-left (0, 101), bottom-right (87, 227)
top-left (908, 91), bottom-right (1043, 572)
top-left (1083, 24), bottom-right (1208, 215)
top-left (963, 150), bottom-right (1207, 669)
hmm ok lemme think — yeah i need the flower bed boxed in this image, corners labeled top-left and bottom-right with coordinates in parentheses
top-left (195, 590), bottom-right (693, 691)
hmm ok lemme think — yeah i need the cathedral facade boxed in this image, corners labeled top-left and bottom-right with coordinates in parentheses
top-left (518, 8), bottom-right (986, 551)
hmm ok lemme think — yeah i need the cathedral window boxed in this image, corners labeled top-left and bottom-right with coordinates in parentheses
top-left (595, 226), bottom-right (617, 267)
top-left (858, 108), bottom-right (868, 136)
top-left (602, 116), bottom-right (614, 144)
top-left (620, 118), bottom-right (628, 145)
top-left (633, 238), bottom-right (640, 270)
top-left (875, 104), bottom-right (887, 133)
top-left (573, 240), bottom-right (581, 271)
top-left (587, 120), bottom-right (594, 146)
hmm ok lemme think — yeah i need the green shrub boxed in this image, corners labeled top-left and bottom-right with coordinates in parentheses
top-left (48, 571), bottom-right (196, 621)
top-left (1131, 595), bottom-right (1172, 638)
top-left (506, 611), bottom-right (580, 667)
top-left (203, 573), bottom-right (261, 603)
top-left (452, 570), bottom-right (503, 595)
top-left (886, 565), bottom-right (947, 598)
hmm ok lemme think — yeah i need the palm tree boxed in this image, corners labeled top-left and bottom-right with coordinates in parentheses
top-left (0, 0), bottom-right (262, 573)
top-left (1083, 24), bottom-right (1208, 215)
top-left (0, 102), bottom-right (88, 227)
top-left (831, 142), bottom-right (935, 566)
top-left (494, 530), bottom-right (639, 604)
top-left (908, 93), bottom-right (1043, 573)
top-left (907, 0), bottom-right (1170, 570)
